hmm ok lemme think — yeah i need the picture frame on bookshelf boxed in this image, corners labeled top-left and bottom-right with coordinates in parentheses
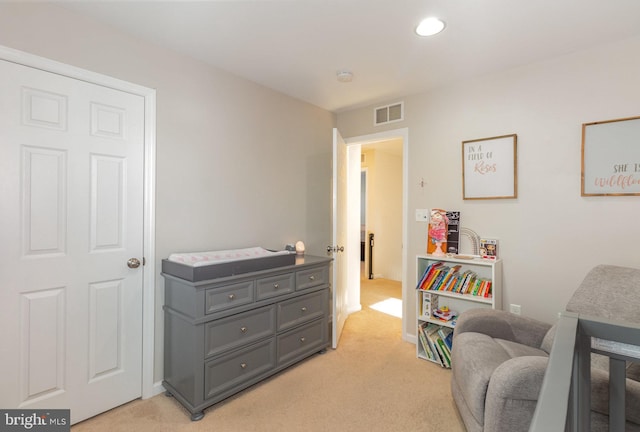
top-left (480, 238), bottom-right (498, 260)
top-left (462, 134), bottom-right (517, 200)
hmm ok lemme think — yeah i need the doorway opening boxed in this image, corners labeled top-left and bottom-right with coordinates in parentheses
top-left (345, 127), bottom-right (409, 340)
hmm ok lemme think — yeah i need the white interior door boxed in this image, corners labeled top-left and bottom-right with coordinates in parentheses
top-left (0, 59), bottom-right (145, 424)
top-left (331, 128), bottom-right (348, 348)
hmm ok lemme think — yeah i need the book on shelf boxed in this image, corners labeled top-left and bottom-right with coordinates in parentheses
top-left (416, 261), bottom-right (443, 290)
top-left (484, 280), bottom-right (492, 298)
top-left (425, 323), bottom-right (446, 367)
top-left (461, 272), bottom-right (475, 293)
top-left (438, 327), bottom-right (454, 352)
top-left (419, 260), bottom-right (493, 298)
top-left (431, 268), bottom-right (447, 290)
top-left (478, 280), bottom-right (492, 298)
top-left (426, 208), bottom-right (448, 255)
top-left (418, 322), bottom-right (437, 364)
top-left (427, 324), bottom-right (450, 368)
top-left (436, 338), bottom-right (452, 367)
top-left (438, 265), bottom-right (461, 291)
top-left (419, 320), bottom-right (455, 367)
top-left (445, 211), bottom-right (460, 254)
top-left (426, 266), bottom-right (448, 290)
top-left (421, 291), bottom-right (430, 317)
top-left (417, 323), bottom-right (436, 362)
top-left (416, 264), bottom-right (431, 289)
top-left (421, 291), bottom-right (440, 318)
top-left (454, 270), bottom-right (473, 293)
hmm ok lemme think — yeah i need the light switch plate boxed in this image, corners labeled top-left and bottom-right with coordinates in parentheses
top-left (415, 209), bottom-right (429, 222)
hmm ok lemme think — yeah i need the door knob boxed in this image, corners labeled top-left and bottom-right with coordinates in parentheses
top-left (127, 258), bottom-right (141, 269)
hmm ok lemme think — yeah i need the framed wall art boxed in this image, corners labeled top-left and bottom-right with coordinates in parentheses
top-left (581, 116), bottom-right (640, 196)
top-left (462, 134), bottom-right (517, 200)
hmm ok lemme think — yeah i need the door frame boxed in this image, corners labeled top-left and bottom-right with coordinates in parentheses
top-left (0, 45), bottom-right (158, 399)
top-left (345, 127), bottom-right (409, 341)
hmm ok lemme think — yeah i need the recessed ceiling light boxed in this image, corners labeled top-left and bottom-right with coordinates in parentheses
top-left (416, 17), bottom-right (446, 37)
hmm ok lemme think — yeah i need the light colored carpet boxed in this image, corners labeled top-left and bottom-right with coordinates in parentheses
top-left (72, 277), bottom-right (465, 432)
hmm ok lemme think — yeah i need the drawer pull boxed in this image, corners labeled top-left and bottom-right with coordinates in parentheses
top-left (240, 363), bottom-right (247, 369)
top-left (308, 275), bottom-right (315, 281)
top-left (301, 307), bottom-right (307, 312)
top-left (228, 294), bottom-right (235, 300)
top-left (273, 283), bottom-right (279, 289)
top-left (240, 327), bottom-right (247, 333)
top-left (300, 337), bottom-right (306, 343)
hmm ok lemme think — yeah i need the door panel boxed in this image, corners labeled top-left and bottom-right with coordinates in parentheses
top-left (0, 59), bottom-right (145, 424)
top-left (22, 146), bottom-right (67, 255)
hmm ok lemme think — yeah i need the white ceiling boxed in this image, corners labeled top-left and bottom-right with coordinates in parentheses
top-left (60, 0), bottom-right (640, 113)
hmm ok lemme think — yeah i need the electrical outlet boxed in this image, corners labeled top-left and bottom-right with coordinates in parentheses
top-left (509, 304), bottom-right (521, 315)
top-left (415, 209), bottom-right (429, 222)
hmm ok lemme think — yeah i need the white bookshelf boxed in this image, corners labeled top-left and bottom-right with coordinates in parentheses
top-left (416, 254), bottom-right (502, 366)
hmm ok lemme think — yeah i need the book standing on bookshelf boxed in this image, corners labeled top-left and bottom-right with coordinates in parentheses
top-left (415, 254), bottom-right (502, 368)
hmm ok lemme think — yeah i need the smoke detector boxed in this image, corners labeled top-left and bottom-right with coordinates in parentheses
top-left (336, 70), bottom-right (354, 83)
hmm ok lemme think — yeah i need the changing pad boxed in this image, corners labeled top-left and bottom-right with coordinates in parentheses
top-left (162, 247), bottom-right (296, 282)
top-left (168, 247), bottom-right (290, 267)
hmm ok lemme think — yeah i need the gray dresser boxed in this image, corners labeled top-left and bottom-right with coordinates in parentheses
top-left (162, 255), bottom-right (332, 420)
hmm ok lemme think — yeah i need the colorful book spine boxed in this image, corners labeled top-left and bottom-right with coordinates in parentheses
top-left (422, 263), bottom-right (444, 289)
top-left (426, 324), bottom-right (446, 367)
top-left (427, 267), bottom-right (447, 290)
top-left (418, 323), bottom-right (435, 361)
top-left (436, 338), bottom-right (451, 367)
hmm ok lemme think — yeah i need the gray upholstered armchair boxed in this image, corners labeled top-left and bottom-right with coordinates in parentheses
top-left (450, 264), bottom-right (640, 432)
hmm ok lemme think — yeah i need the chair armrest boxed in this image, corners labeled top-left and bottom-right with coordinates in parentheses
top-left (454, 308), bottom-right (552, 348)
top-left (483, 356), bottom-right (548, 432)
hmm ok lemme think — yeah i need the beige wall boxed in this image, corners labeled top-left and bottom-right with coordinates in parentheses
top-left (0, 3), bottom-right (334, 386)
top-left (361, 148), bottom-right (403, 281)
top-left (339, 36), bottom-right (640, 338)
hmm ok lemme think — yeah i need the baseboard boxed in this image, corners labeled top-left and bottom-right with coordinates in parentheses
top-left (144, 381), bottom-right (166, 399)
top-left (347, 304), bottom-right (362, 314)
top-left (405, 333), bottom-right (417, 345)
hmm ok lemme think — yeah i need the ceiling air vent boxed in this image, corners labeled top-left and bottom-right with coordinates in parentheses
top-left (374, 102), bottom-right (404, 126)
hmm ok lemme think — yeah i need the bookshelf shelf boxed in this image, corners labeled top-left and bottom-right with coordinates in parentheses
top-left (416, 254), bottom-right (502, 368)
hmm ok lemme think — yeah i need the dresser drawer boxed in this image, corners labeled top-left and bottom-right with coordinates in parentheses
top-left (205, 305), bottom-right (276, 358)
top-left (204, 338), bottom-right (276, 399)
top-left (205, 280), bottom-right (254, 315)
top-left (296, 266), bottom-right (329, 291)
top-left (277, 319), bottom-right (326, 366)
top-left (277, 289), bottom-right (327, 332)
top-left (256, 272), bottom-right (295, 301)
